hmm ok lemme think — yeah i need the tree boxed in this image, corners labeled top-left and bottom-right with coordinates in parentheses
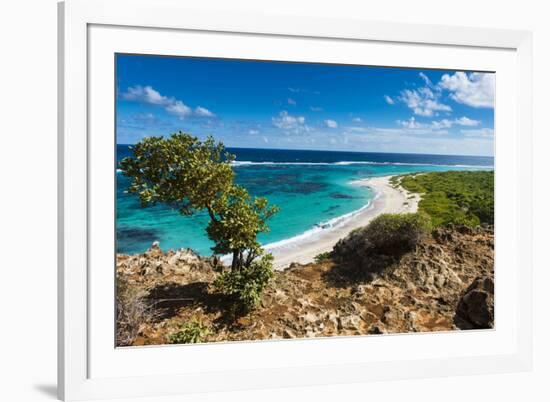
top-left (119, 132), bottom-right (278, 311)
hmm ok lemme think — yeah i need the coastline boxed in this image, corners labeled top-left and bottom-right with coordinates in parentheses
top-left (268, 174), bottom-right (420, 270)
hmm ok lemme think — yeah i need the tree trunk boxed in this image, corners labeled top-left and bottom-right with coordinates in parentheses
top-left (231, 249), bottom-right (239, 271)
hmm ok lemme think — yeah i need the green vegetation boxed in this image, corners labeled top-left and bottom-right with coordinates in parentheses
top-left (360, 213), bottom-right (432, 255)
top-left (333, 212), bottom-right (432, 272)
top-left (314, 251), bottom-right (333, 263)
top-left (120, 132), bottom-right (279, 312)
top-left (214, 252), bottom-right (274, 312)
top-left (168, 318), bottom-right (210, 344)
top-left (399, 171), bottom-right (494, 227)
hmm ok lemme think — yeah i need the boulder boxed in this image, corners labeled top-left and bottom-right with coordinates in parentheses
top-left (454, 276), bottom-right (494, 329)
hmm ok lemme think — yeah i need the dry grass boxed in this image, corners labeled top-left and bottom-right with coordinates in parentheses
top-left (116, 275), bottom-right (157, 346)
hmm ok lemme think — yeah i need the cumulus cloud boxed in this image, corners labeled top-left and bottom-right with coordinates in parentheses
top-left (194, 106), bottom-right (215, 117)
top-left (121, 85), bottom-right (171, 105)
top-left (121, 85), bottom-right (215, 119)
top-left (397, 117), bottom-right (423, 129)
top-left (430, 119), bottom-right (453, 129)
top-left (398, 87), bottom-right (452, 117)
top-left (438, 72), bottom-right (495, 108)
top-left (398, 116), bottom-right (481, 130)
top-left (454, 116), bottom-right (481, 126)
top-left (324, 119), bottom-right (338, 128)
top-left (165, 101), bottom-right (192, 118)
top-left (272, 111), bottom-right (309, 134)
top-left (287, 98), bottom-right (297, 106)
top-left (384, 95), bottom-right (395, 105)
top-left (352, 117), bottom-right (362, 123)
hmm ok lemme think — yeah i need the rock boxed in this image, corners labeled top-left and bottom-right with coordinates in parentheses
top-left (454, 276), bottom-right (494, 329)
top-left (154, 261), bottom-right (164, 274)
top-left (368, 325), bottom-right (384, 334)
top-left (338, 315), bottom-right (362, 330)
top-left (139, 266), bottom-right (152, 276)
top-left (327, 312), bottom-right (339, 329)
top-left (116, 225), bottom-right (494, 346)
top-left (352, 284), bottom-right (368, 295)
top-left (145, 241), bottom-right (163, 258)
top-left (300, 312), bottom-right (319, 325)
top-left (283, 329), bottom-right (296, 339)
top-left (382, 306), bottom-right (404, 324)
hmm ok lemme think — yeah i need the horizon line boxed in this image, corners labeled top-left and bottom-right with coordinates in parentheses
top-left (116, 143), bottom-right (494, 159)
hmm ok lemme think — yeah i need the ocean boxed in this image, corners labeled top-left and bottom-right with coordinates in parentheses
top-left (116, 146), bottom-right (493, 256)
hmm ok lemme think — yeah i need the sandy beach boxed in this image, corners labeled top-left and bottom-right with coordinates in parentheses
top-left (269, 175), bottom-right (420, 270)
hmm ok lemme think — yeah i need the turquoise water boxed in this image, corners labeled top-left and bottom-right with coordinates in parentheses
top-left (116, 146), bottom-right (493, 255)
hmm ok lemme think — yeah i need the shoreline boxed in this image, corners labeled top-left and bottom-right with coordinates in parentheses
top-left (268, 175), bottom-right (420, 270)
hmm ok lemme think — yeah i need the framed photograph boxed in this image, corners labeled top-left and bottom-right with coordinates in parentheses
top-left (58, 0), bottom-right (533, 400)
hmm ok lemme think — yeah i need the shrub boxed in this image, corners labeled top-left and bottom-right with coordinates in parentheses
top-left (332, 213), bottom-right (432, 272)
top-left (168, 318), bottom-right (210, 344)
top-left (213, 252), bottom-right (274, 313)
top-left (360, 213), bottom-right (432, 255)
top-left (314, 251), bottom-right (332, 263)
top-left (116, 275), bottom-right (156, 346)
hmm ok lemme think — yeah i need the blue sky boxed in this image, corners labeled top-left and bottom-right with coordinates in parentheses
top-left (116, 54), bottom-right (495, 156)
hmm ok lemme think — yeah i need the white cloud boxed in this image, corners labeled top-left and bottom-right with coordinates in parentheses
top-left (121, 85), bottom-right (171, 105)
top-left (310, 106), bottom-right (323, 112)
top-left (248, 129), bottom-right (260, 135)
top-left (438, 72), bottom-right (495, 108)
top-left (430, 119), bottom-right (453, 129)
top-left (397, 116), bottom-right (423, 129)
top-left (384, 95), bottom-right (395, 105)
top-left (398, 87), bottom-right (452, 117)
top-left (324, 119), bottom-right (338, 128)
top-left (345, 125), bottom-right (449, 137)
top-left (454, 116), bottom-right (481, 126)
top-left (461, 128), bottom-right (494, 137)
top-left (398, 116), bottom-right (481, 130)
top-left (287, 98), bottom-right (297, 106)
top-left (352, 117), bottom-right (362, 123)
top-left (418, 72), bottom-right (434, 87)
top-left (165, 100), bottom-right (192, 118)
top-left (272, 111), bottom-right (305, 128)
top-left (272, 111), bottom-right (309, 134)
top-left (194, 106), bottom-right (215, 117)
top-left (121, 85), bottom-right (215, 119)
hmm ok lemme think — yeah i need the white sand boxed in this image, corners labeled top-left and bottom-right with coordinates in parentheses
top-left (269, 175), bottom-right (420, 270)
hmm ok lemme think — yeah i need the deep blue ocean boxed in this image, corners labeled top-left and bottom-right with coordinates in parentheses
top-left (116, 145), bottom-right (493, 255)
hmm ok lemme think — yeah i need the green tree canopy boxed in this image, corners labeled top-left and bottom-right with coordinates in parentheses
top-left (119, 132), bottom-right (279, 312)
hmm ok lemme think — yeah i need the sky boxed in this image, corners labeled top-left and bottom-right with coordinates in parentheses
top-left (116, 54), bottom-right (495, 156)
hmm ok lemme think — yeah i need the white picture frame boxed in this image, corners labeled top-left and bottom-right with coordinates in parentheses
top-left (58, 0), bottom-right (533, 400)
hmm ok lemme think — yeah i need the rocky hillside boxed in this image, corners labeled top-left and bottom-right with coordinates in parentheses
top-left (116, 225), bottom-right (494, 346)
